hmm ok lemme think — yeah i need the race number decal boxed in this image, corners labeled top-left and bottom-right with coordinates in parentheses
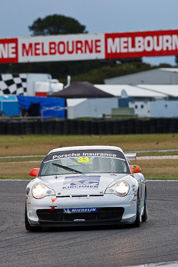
top-left (78, 157), bottom-right (89, 163)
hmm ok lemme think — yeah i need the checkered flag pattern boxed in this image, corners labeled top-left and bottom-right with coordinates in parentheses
top-left (0, 74), bottom-right (27, 95)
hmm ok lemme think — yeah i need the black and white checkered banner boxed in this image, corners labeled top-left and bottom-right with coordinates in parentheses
top-left (0, 74), bottom-right (27, 95)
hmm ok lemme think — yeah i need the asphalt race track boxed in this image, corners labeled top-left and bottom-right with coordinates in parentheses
top-left (0, 180), bottom-right (178, 267)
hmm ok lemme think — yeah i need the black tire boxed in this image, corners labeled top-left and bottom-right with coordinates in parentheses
top-left (133, 192), bottom-right (142, 227)
top-left (25, 204), bottom-right (41, 232)
top-left (142, 187), bottom-right (148, 222)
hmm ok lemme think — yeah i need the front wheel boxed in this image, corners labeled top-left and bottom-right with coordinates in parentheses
top-left (133, 194), bottom-right (142, 227)
top-left (142, 188), bottom-right (148, 222)
top-left (25, 204), bottom-right (41, 232)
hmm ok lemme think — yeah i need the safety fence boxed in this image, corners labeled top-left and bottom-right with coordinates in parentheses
top-left (0, 118), bottom-right (178, 135)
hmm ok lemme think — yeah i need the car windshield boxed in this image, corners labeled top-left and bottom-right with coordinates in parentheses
top-left (39, 149), bottom-right (130, 176)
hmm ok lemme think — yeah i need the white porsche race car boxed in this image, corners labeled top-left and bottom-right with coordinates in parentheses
top-left (25, 145), bottom-right (148, 231)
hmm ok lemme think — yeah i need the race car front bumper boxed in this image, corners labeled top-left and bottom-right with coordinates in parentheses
top-left (26, 193), bottom-right (137, 227)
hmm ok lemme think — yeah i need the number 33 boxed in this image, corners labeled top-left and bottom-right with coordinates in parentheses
top-left (78, 157), bottom-right (89, 163)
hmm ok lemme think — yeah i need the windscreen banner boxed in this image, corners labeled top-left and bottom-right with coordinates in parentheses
top-left (1, 29), bottom-right (178, 63)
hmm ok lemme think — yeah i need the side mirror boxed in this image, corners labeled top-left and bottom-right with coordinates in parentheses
top-left (30, 168), bottom-right (40, 177)
top-left (130, 165), bottom-right (141, 174)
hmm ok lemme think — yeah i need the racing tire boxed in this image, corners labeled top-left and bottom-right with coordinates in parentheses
top-left (25, 204), bottom-right (41, 232)
top-left (133, 193), bottom-right (142, 227)
top-left (142, 188), bottom-right (148, 223)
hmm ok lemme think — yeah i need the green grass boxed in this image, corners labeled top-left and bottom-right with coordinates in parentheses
top-left (0, 133), bottom-right (178, 157)
top-left (145, 174), bottom-right (178, 180)
top-left (0, 134), bottom-right (178, 180)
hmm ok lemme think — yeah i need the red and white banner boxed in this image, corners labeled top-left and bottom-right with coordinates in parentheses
top-left (0, 38), bottom-right (18, 63)
top-left (18, 34), bottom-right (105, 62)
top-left (105, 30), bottom-right (178, 58)
top-left (1, 30), bottom-right (178, 64)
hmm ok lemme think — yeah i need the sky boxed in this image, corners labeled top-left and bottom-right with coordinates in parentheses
top-left (0, 0), bottom-right (178, 66)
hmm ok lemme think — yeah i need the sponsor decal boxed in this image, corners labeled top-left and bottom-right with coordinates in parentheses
top-left (62, 176), bottom-right (100, 190)
top-left (51, 150), bottom-right (118, 161)
top-left (51, 198), bottom-right (57, 203)
top-left (63, 208), bottom-right (97, 214)
top-left (53, 152), bottom-right (81, 160)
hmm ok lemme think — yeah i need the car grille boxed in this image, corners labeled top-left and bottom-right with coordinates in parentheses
top-left (37, 207), bottom-right (124, 224)
top-left (57, 195), bottom-right (104, 198)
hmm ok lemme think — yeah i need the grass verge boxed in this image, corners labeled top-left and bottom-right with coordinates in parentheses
top-left (0, 158), bottom-right (178, 180)
top-left (0, 134), bottom-right (178, 180)
top-left (1, 134), bottom-right (178, 156)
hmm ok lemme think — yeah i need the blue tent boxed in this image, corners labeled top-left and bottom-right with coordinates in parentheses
top-left (0, 95), bottom-right (19, 115)
top-left (17, 95), bottom-right (65, 118)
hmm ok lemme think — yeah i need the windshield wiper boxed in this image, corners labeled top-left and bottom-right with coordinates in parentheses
top-left (52, 163), bottom-right (83, 174)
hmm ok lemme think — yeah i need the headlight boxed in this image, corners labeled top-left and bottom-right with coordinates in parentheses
top-left (105, 181), bottom-right (130, 197)
top-left (115, 181), bottom-right (130, 196)
top-left (32, 183), bottom-right (55, 199)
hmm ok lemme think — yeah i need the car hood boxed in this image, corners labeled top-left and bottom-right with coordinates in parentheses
top-left (40, 173), bottom-right (132, 196)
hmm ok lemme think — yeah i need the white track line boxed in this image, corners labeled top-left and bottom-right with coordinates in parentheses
top-left (131, 260), bottom-right (178, 267)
